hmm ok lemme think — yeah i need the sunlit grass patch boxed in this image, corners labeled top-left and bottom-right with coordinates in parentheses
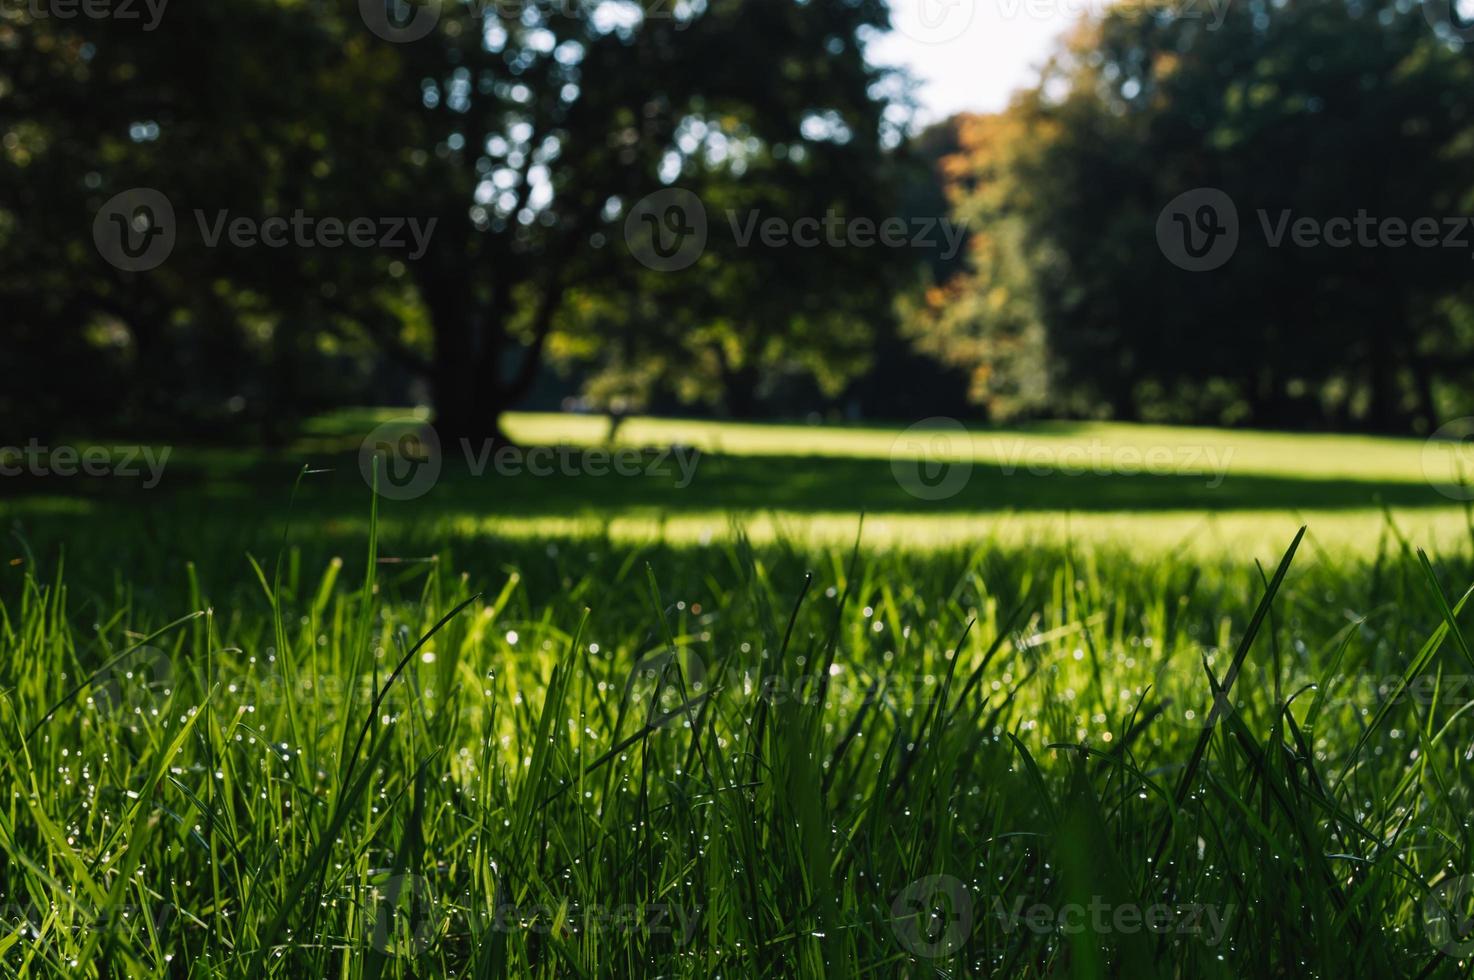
top-left (1, 493), bottom-right (1473, 974)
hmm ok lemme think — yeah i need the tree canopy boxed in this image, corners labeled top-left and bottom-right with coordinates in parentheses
top-left (910, 0), bottom-right (1474, 430)
top-left (3, 0), bottom-right (908, 438)
top-left (7, 0), bottom-right (1474, 437)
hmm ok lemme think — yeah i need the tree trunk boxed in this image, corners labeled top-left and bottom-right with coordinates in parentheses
top-left (431, 357), bottom-right (513, 448)
top-left (1364, 326), bottom-right (1401, 434)
top-left (1408, 349), bottom-right (1439, 433)
top-left (722, 362), bottom-right (762, 419)
top-left (426, 291), bottom-right (515, 447)
top-left (417, 235), bottom-right (565, 448)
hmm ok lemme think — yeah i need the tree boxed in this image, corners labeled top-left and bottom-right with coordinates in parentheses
top-left (284, 0), bottom-right (898, 441)
top-left (5, 0), bottom-right (900, 440)
top-left (899, 111), bottom-right (1050, 421)
top-left (916, 0), bottom-right (1474, 430)
top-left (554, 144), bottom-right (906, 420)
top-left (1, 1), bottom-right (395, 436)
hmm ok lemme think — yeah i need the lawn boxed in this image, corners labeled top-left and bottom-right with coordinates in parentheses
top-left (5, 409), bottom-right (1472, 561)
top-left (1, 414), bottom-right (1473, 976)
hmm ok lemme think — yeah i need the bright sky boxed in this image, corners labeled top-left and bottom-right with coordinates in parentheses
top-left (870, 0), bottom-right (1085, 122)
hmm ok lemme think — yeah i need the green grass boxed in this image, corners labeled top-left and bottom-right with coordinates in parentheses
top-left (5, 409), bottom-right (1472, 559)
top-left (2, 414), bottom-right (1474, 976)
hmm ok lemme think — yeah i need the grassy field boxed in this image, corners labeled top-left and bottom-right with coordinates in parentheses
top-left (2, 413), bottom-right (1474, 976)
top-left (6, 409), bottom-right (1473, 561)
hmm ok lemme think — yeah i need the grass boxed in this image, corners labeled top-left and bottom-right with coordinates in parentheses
top-left (4, 409), bottom-right (1472, 559)
top-left (2, 413), bottom-right (1474, 976)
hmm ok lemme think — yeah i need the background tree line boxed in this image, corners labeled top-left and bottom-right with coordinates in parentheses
top-left (4, 0), bottom-right (1472, 440)
top-left (911, 0), bottom-right (1474, 432)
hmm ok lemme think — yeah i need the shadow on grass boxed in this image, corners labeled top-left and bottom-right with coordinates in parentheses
top-left (0, 445), bottom-right (1452, 515)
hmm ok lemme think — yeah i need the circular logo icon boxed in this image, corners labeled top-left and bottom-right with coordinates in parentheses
top-left (623, 646), bottom-right (708, 732)
top-left (624, 188), bottom-right (707, 272)
top-left (1423, 0), bottom-right (1474, 42)
top-left (1423, 418), bottom-right (1474, 501)
top-left (93, 188), bottom-right (176, 272)
top-left (360, 0), bottom-right (440, 42)
top-left (1156, 187), bottom-right (1238, 272)
top-left (893, 0), bottom-right (975, 44)
top-left (890, 417), bottom-right (973, 501)
top-left (1425, 874), bottom-right (1474, 957)
top-left (1150, 648), bottom-right (1246, 731)
top-left (891, 874), bottom-right (972, 958)
top-left (93, 645), bottom-right (173, 719)
top-left (359, 419), bottom-right (442, 500)
top-left (367, 873), bottom-right (438, 957)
